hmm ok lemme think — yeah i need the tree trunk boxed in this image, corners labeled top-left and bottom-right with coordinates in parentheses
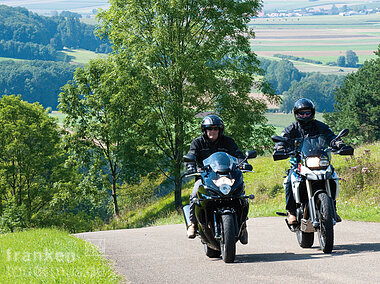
top-left (174, 165), bottom-right (182, 210)
top-left (112, 178), bottom-right (120, 218)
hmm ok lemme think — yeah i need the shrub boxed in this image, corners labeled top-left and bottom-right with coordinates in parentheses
top-left (339, 149), bottom-right (379, 204)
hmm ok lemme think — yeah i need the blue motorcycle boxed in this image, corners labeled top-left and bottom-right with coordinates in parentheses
top-left (183, 150), bottom-right (256, 263)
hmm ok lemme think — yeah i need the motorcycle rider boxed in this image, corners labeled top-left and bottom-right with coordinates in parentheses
top-left (185, 114), bottom-right (252, 240)
top-left (275, 98), bottom-right (345, 224)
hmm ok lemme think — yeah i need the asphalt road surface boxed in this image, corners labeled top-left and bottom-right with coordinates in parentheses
top-left (76, 217), bottom-right (380, 284)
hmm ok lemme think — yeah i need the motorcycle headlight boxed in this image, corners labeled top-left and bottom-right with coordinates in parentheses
top-left (220, 184), bottom-right (232, 195)
top-left (213, 176), bottom-right (235, 187)
top-left (319, 158), bottom-right (330, 167)
top-left (305, 157), bottom-right (330, 169)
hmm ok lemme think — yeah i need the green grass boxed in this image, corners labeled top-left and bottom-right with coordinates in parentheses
top-left (50, 111), bottom-right (66, 125)
top-left (60, 48), bottom-right (107, 65)
top-left (0, 228), bottom-right (121, 283)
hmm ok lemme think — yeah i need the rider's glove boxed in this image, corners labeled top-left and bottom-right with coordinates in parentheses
top-left (186, 164), bottom-right (196, 174)
top-left (241, 163), bottom-right (253, 171)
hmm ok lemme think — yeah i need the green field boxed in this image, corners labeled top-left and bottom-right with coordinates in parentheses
top-left (251, 13), bottom-right (380, 74)
top-left (265, 112), bottom-right (325, 134)
top-left (0, 49), bottom-right (104, 66)
top-left (60, 48), bottom-right (107, 65)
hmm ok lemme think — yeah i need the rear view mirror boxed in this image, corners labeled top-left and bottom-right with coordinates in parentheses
top-left (337, 128), bottom-right (349, 139)
top-left (246, 150), bottom-right (257, 159)
top-left (273, 151), bottom-right (289, 161)
top-left (337, 145), bottom-right (354, 156)
top-left (271, 135), bottom-right (287, 143)
top-left (183, 154), bottom-right (196, 163)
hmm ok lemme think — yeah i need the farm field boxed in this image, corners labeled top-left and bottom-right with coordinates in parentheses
top-left (0, 0), bottom-right (109, 15)
top-left (250, 13), bottom-right (380, 74)
top-left (261, 0), bottom-right (380, 11)
top-left (265, 112), bottom-right (325, 134)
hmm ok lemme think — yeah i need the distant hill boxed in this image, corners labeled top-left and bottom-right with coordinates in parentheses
top-left (0, 5), bottom-right (111, 61)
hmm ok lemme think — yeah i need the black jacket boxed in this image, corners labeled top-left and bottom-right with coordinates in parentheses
top-left (186, 133), bottom-right (245, 167)
top-left (276, 120), bottom-right (338, 150)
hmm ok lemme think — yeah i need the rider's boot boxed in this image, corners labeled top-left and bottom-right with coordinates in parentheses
top-left (240, 223), bottom-right (248, 245)
top-left (335, 213), bottom-right (342, 222)
top-left (334, 201), bottom-right (342, 222)
top-left (287, 211), bottom-right (297, 225)
top-left (187, 222), bottom-right (197, 238)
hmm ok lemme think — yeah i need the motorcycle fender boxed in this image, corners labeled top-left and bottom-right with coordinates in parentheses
top-left (182, 205), bottom-right (191, 228)
top-left (312, 189), bottom-right (329, 203)
top-left (216, 209), bottom-right (239, 239)
top-left (332, 172), bottom-right (340, 199)
top-left (290, 173), bottom-right (301, 204)
top-left (218, 208), bottom-right (234, 215)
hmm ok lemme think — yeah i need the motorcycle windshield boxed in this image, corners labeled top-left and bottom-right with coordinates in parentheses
top-left (300, 135), bottom-right (331, 159)
top-left (203, 152), bottom-right (238, 173)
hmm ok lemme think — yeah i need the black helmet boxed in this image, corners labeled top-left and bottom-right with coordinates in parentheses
top-left (201, 115), bottom-right (224, 135)
top-left (293, 98), bottom-right (315, 124)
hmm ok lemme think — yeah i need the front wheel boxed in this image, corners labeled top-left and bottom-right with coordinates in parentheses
top-left (317, 193), bottom-right (334, 253)
top-left (204, 244), bottom-right (221, 258)
top-left (220, 214), bottom-right (236, 263)
top-left (296, 231), bottom-right (314, 248)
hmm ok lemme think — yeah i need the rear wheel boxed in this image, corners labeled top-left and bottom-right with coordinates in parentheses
top-left (296, 231), bottom-right (314, 248)
top-left (220, 214), bottom-right (236, 263)
top-left (317, 193), bottom-right (334, 253)
top-left (204, 244), bottom-right (221, 258)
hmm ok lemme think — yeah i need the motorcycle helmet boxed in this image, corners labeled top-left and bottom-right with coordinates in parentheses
top-left (293, 98), bottom-right (315, 125)
top-left (201, 115), bottom-right (224, 135)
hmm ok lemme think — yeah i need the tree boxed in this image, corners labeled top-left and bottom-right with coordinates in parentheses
top-left (0, 95), bottom-right (61, 229)
top-left (280, 73), bottom-right (344, 113)
top-left (59, 57), bottom-right (156, 217)
top-left (324, 46), bottom-right (380, 144)
top-left (346, 50), bottom-right (359, 68)
top-left (261, 59), bottom-right (304, 94)
top-left (337, 55), bottom-right (346, 67)
top-left (97, 0), bottom-right (278, 209)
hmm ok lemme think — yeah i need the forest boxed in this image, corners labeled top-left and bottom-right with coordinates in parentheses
top-left (0, 60), bottom-right (76, 109)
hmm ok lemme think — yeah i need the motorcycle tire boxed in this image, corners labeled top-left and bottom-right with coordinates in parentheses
top-left (317, 192), bottom-right (334, 253)
top-left (220, 213), bottom-right (236, 263)
top-left (204, 244), bottom-right (221, 258)
top-left (296, 231), bottom-right (314, 248)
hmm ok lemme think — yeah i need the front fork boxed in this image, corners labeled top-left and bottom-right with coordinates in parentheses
top-left (306, 180), bottom-right (319, 228)
top-left (306, 179), bottom-right (337, 228)
top-left (214, 209), bottom-right (240, 241)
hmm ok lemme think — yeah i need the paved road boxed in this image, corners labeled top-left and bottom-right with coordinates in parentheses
top-left (76, 217), bottom-right (380, 284)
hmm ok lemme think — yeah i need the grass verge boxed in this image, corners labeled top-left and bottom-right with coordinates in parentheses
top-left (0, 228), bottom-right (121, 283)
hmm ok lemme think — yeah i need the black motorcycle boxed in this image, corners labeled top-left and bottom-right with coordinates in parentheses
top-left (272, 129), bottom-right (354, 253)
top-left (182, 150), bottom-right (257, 263)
